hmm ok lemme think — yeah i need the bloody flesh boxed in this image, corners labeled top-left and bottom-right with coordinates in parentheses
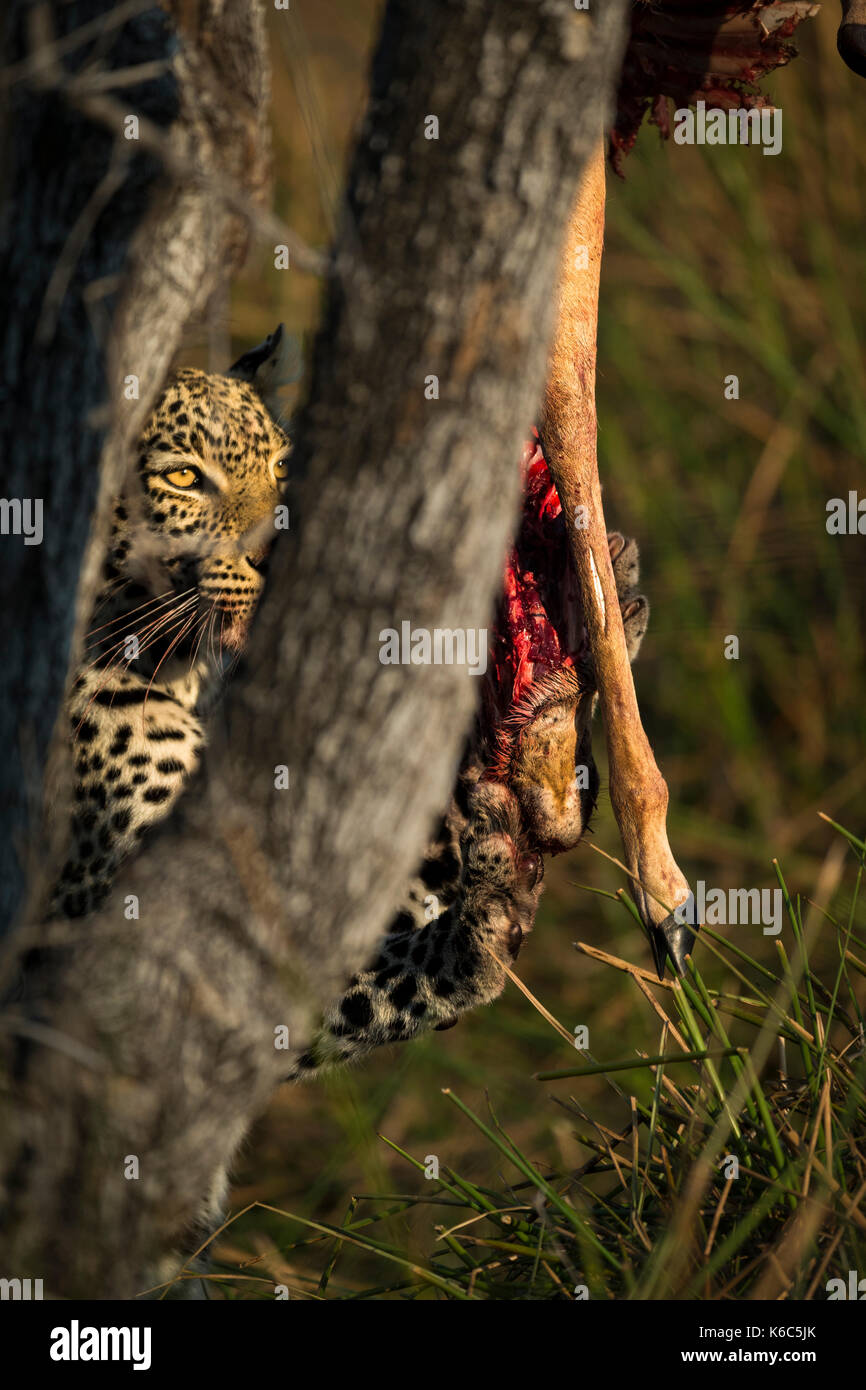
top-left (611, 0), bottom-right (817, 172)
top-left (481, 433), bottom-right (589, 775)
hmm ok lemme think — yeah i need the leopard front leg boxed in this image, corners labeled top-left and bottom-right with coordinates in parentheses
top-left (288, 783), bottom-right (542, 1079)
top-left (52, 672), bottom-right (205, 918)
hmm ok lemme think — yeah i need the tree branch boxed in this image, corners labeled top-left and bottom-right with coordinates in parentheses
top-left (0, 0), bottom-right (272, 933)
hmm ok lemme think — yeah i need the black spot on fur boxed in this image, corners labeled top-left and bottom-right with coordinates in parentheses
top-left (155, 758), bottom-right (185, 774)
top-left (341, 992), bottom-right (373, 1028)
top-left (421, 846), bottom-right (460, 891)
top-left (374, 964), bottom-right (401, 988)
top-left (143, 785), bottom-right (171, 804)
top-left (390, 976), bottom-right (417, 1009)
top-left (94, 687), bottom-right (172, 707)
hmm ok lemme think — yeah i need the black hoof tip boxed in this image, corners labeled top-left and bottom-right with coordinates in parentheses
top-left (649, 912), bottom-right (697, 979)
top-left (838, 23), bottom-right (866, 79)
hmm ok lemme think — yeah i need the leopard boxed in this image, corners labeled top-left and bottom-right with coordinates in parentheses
top-left (51, 327), bottom-right (294, 922)
top-left (50, 327), bottom-right (649, 1088)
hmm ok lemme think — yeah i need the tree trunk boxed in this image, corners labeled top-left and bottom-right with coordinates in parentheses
top-left (0, 0), bottom-right (270, 933)
top-left (0, 0), bottom-right (629, 1297)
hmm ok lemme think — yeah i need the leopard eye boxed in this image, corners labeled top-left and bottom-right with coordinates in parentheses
top-left (164, 467), bottom-right (200, 489)
top-left (272, 457), bottom-right (289, 482)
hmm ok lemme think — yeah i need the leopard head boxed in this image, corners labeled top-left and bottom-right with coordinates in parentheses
top-left (109, 327), bottom-right (296, 661)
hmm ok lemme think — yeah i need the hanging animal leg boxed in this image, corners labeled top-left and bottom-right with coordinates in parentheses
top-left (540, 139), bottom-right (694, 977)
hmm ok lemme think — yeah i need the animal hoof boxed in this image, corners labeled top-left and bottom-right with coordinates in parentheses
top-left (649, 911), bottom-right (697, 979)
top-left (839, 22), bottom-right (866, 78)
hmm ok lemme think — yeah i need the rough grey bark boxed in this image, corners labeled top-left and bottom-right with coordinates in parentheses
top-left (0, 0), bottom-right (629, 1297)
top-left (0, 0), bottom-right (270, 932)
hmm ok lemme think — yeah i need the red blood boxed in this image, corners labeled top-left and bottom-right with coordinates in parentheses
top-left (481, 434), bottom-right (587, 749)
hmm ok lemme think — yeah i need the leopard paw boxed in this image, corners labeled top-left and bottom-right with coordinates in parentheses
top-left (607, 530), bottom-right (639, 596)
top-left (620, 593), bottom-right (649, 662)
top-left (607, 531), bottom-right (649, 663)
top-left (462, 785), bottom-right (543, 968)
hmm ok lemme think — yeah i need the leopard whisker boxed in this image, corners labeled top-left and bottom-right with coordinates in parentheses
top-left (206, 605), bottom-right (220, 670)
top-left (83, 597), bottom-right (197, 666)
top-left (189, 602), bottom-right (217, 671)
top-left (84, 586), bottom-right (196, 647)
top-left (78, 596), bottom-right (197, 676)
top-left (87, 574), bottom-right (133, 621)
top-left (125, 602), bottom-right (199, 664)
top-left (141, 609), bottom-right (201, 715)
top-left (73, 606), bottom-right (199, 733)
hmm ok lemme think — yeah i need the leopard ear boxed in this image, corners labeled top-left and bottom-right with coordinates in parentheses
top-left (228, 323), bottom-right (302, 419)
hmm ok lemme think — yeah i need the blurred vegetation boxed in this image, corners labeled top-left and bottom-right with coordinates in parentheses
top-left (163, 822), bottom-right (865, 1299)
top-left (178, 3), bottom-right (866, 1297)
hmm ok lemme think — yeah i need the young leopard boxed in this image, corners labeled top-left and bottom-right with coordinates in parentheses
top-left (53, 329), bottom-right (293, 920)
top-left (51, 331), bottom-right (648, 1085)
